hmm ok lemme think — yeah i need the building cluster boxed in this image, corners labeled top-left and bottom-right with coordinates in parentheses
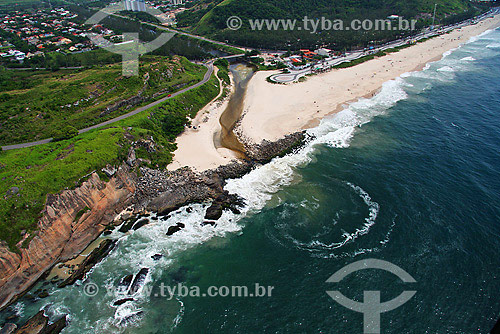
top-left (281, 48), bottom-right (338, 70)
top-left (0, 8), bottom-right (93, 62)
top-left (0, 0), bottom-right (195, 64)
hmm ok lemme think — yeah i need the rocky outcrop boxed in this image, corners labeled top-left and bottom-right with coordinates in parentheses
top-left (143, 167), bottom-right (222, 215)
top-left (0, 128), bottom-right (308, 312)
top-left (58, 239), bottom-right (117, 288)
top-left (128, 268), bottom-right (149, 295)
top-left (204, 191), bottom-right (244, 220)
top-left (244, 131), bottom-right (309, 163)
top-left (10, 311), bottom-right (66, 334)
top-left (12, 311), bottom-right (47, 334)
top-left (166, 223), bottom-right (185, 236)
top-left (141, 132), bottom-right (308, 219)
top-left (0, 166), bottom-right (136, 310)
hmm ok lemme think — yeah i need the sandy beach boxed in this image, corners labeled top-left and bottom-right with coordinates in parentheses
top-left (168, 68), bottom-right (240, 171)
top-left (171, 15), bottom-right (500, 171)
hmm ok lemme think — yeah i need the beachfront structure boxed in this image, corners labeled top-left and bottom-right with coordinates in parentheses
top-left (315, 48), bottom-right (331, 56)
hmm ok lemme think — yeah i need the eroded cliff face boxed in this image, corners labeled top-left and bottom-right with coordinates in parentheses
top-left (0, 131), bottom-right (309, 312)
top-left (0, 165), bottom-right (136, 309)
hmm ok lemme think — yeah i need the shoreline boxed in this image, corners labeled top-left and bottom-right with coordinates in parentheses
top-left (2, 13), bottom-right (500, 321)
top-left (170, 14), bottom-right (500, 170)
top-left (240, 15), bottom-right (500, 144)
top-left (168, 69), bottom-right (240, 171)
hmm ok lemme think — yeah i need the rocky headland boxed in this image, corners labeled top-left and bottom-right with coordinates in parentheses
top-left (0, 129), bottom-right (308, 322)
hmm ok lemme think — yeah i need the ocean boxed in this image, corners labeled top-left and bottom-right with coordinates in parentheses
top-left (2, 28), bottom-right (500, 334)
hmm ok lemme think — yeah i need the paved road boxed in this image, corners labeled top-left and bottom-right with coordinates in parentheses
top-left (2, 8), bottom-right (497, 150)
top-left (109, 11), bottom-right (252, 53)
top-left (1, 63), bottom-right (214, 151)
top-left (270, 9), bottom-right (499, 83)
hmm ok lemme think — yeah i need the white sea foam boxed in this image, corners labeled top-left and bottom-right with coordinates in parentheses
top-left (171, 299), bottom-right (184, 330)
top-left (442, 49), bottom-right (455, 58)
top-left (225, 78), bottom-right (407, 216)
top-left (41, 23), bottom-right (500, 333)
top-left (13, 302), bottom-right (24, 317)
top-left (467, 29), bottom-right (495, 44)
top-left (298, 182), bottom-right (379, 251)
top-left (437, 66), bottom-right (455, 72)
top-left (461, 56), bottom-right (476, 61)
top-left (486, 43), bottom-right (500, 49)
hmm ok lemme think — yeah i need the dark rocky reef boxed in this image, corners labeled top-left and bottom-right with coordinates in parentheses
top-left (113, 298), bottom-right (134, 306)
top-left (204, 191), bottom-right (245, 220)
top-left (140, 131), bottom-right (308, 220)
top-left (4, 311), bottom-right (66, 334)
top-left (243, 131), bottom-right (308, 163)
top-left (128, 268), bottom-right (149, 295)
top-left (166, 223), bottom-right (185, 236)
top-left (58, 239), bottom-right (116, 288)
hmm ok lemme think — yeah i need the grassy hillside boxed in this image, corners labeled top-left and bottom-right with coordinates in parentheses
top-left (176, 0), bottom-right (488, 50)
top-left (0, 66), bottom-right (220, 251)
top-left (0, 56), bottom-right (205, 144)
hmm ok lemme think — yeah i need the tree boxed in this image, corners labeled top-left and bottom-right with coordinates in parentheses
top-left (161, 112), bottom-right (188, 141)
top-left (52, 126), bottom-right (79, 141)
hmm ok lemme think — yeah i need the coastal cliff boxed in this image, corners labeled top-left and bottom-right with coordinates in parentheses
top-left (0, 165), bottom-right (137, 310)
top-left (0, 130), bottom-right (307, 312)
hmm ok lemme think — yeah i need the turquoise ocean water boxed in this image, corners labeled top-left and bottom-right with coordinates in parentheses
top-left (2, 28), bottom-right (500, 334)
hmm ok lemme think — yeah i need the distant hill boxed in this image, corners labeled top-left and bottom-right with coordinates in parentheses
top-left (177, 0), bottom-right (489, 50)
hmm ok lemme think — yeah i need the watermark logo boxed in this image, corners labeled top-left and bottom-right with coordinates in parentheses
top-left (226, 16), bottom-right (243, 30)
top-left (82, 282), bottom-right (274, 300)
top-left (326, 258), bottom-right (416, 334)
top-left (227, 16), bottom-right (417, 33)
top-left (85, 0), bottom-right (175, 76)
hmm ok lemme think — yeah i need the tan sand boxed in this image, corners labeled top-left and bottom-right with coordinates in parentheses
top-left (240, 15), bottom-right (500, 143)
top-left (168, 68), bottom-right (239, 171)
top-left (170, 15), bottom-right (500, 171)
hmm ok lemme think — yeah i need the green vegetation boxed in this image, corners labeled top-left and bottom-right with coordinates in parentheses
top-left (214, 58), bottom-right (230, 85)
top-left (0, 67), bottom-right (220, 251)
top-left (176, 0), bottom-right (488, 50)
top-left (0, 56), bottom-right (206, 144)
top-left (0, 0), bottom-right (42, 12)
top-left (0, 127), bottom-right (128, 250)
top-left (74, 206), bottom-right (90, 222)
top-left (53, 126), bottom-right (79, 142)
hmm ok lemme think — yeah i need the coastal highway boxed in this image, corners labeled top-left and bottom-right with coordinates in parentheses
top-left (270, 9), bottom-right (499, 83)
top-left (107, 11), bottom-right (252, 53)
top-left (1, 62), bottom-right (214, 151)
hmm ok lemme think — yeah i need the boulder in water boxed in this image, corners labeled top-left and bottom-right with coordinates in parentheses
top-left (128, 268), bottom-right (149, 295)
top-left (151, 254), bottom-right (163, 261)
top-left (113, 298), bottom-right (134, 306)
top-left (132, 218), bottom-right (150, 230)
top-left (166, 222), bottom-right (185, 236)
top-left (204, 191), bottom-right (245, 220)
top-left (12, 311), bottom-right (66, 334)
top-left (118, 274), bottom-right (133, 291)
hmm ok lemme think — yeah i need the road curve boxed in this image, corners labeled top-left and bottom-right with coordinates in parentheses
top-left (1, 63), bottom-right (214, 151)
